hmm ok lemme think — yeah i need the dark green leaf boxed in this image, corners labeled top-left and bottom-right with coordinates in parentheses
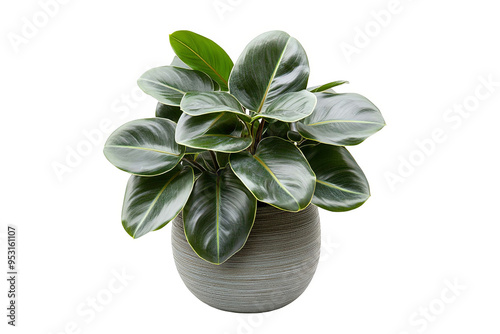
top-left (216, 152), bottom-right (230, 168)
top-left (137, 66), bottom-right (213, 106)
top-left (212, 80), bottom-right (220, 91)
top-left (229, 137), bottom-right (315, 212)
top-left (229, 31), bottom-right (310, 112)
top-left (180, 91), bottom-right (250, 121)
top-left (251, 90), bottom-right (316, 122)
top-left (301, 144), bottom-right (370, 212)
top-left (194, 151), bottom-right (216, 172)
top-left (297, 93), bottom-right (385, 146)
top-left (104, 118), bottom-right (184, 176)
top-left (175, 112), bottom-right (252, 153)
top-left (155, 102), bottom-right (182, 123)
top-left (185, 147), bottom-right (206, 155)
top-left (264, 121), bottom-right (289, 139)
top-left (122, 166), bottom-right (195, 238)
top-left (252, 120), bottom-right (269, 138)
top-left (299, 140), bottom-right (321, 148)
top-left (183, 168), bottom-right (257, 264)
top-left (287, 131), bottom-right (302, 142)
top-left (170, 30), bottom-right (233, 91)
top-left (286, 122), bottom-right (302, 142)
top-left (309, 81), bottom-right (349, 92)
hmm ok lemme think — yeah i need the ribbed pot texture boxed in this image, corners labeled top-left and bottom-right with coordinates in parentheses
top-left (171, 204), bottom-right (321, 313)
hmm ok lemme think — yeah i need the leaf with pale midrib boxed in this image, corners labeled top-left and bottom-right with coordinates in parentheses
top-left (297, 92), bottom-right (385, 146)
top-left (122, 166), bottom-right (195, 238)
top-left (104, 118), bottom-right (185, 176)
top-left (229, 31), bottom-right (310, 112)
top-left (229, 137), bottom-right (316, 212)
top-left (170, 30), bottom-right (233, 91)
top-left (301, 144), bottom-right (370, 212)
top-left (183, 168), bottom-right (256, 264)
top-left (137, 66), bottom-right (213, 106)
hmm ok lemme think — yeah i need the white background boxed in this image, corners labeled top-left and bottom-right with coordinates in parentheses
top-left (1, 0), bottom-right (499, 333)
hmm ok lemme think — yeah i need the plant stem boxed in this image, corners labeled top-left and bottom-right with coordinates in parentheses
top-left (183, 157), bottom-right (206, 172)
top-left (253, 119), bottom-right (266, 153)
top-left (257, 119), bottom-right (266, 142)
top-left (243, 120), bottom-right (252, 137)
top-left (209, 151), bottom-right (220, 171)
top-left (248, 120), bottom-right (256, 153)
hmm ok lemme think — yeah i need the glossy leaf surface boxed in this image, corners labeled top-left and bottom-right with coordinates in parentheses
top-left (170, 30), bottom-right (233, 91)
top-left (251, 90), bottom-right (316, 122)
top-left (287, 127), bottom-right (302, 142)
top-left (301, 144), bottom-right (370, 212)
top-left (230, 137), bottom-right (315, 211)
top-left (137, 66), bottom-right (213, 106)
top-left (216, 152), bottom-right (230, 168)
top-left (194, 151), bottom-right (216, 172)
top-left (183, 168), bottom-right (257, 264)
top-left (175, 112), bottom-right (252, 153)
top-left (185, 147), bottom-right (206, 155)
top-left (297, 93), bottom-right (385, 146)
top-left (229, 31), bottom-right (310, 112)
top-left (104, 118), bottom-right (184, 176)
top-left (155, 102), bottom-right (182, 123)
top-left (264, 121), bottom-right (289, 139)
top-left (122, 166), bottom-right (195, 238)
top-left (287, 131), bottom-right (302, 142)
top-left (180, 91), bottom-right (250, 121)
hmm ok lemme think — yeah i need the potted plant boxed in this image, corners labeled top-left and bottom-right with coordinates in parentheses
top-left (104, 30), bottom-right (385, 313)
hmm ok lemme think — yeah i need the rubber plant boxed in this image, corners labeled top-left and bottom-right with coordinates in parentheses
top-left (104, 30), bottom-right (385, 265)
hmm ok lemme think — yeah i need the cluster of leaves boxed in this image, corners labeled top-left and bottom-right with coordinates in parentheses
top-left (104, 30), bottom-right (385, 265)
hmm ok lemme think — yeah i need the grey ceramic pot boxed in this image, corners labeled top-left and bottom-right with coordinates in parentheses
top-left (171, 204), bottom-right (321, 313)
